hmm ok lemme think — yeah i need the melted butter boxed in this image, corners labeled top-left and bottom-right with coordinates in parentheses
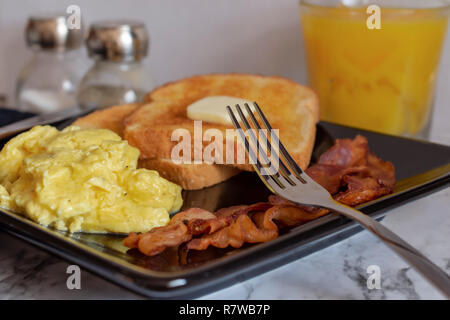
top-left (0, 125), bottom-right (183, 234)
top-left (186, 96), bottom-right (253, 125)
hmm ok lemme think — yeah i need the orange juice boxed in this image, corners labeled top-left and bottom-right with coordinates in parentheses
top-left (300, 4), bottom-right (449, 136)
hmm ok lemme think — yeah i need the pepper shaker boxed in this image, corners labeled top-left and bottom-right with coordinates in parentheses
top-left (77, 20), bottom-right (155, 109)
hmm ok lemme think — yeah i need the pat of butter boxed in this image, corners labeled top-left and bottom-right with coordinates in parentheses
top-left (187, 96), bottom-right (254, 125)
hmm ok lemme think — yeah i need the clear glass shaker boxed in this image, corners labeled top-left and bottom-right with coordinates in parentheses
top-left (77, 21), bottom-right (154, 109)
top-left (16, 15), bottom-right (85, 113)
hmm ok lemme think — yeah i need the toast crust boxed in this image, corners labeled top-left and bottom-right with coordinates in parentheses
top-left (73, 103), bottom-right (140, 136)
top-left (138, 158), bottom-right (241, 190)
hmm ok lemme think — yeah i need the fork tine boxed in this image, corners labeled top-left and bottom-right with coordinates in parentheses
top-left (252, 102), bottom-right (305, 180)
top-left (235, 105), bottom-right (274, 170)
top-left (243, 103), bottom-right (296, 186)
top-left (232, 104), bottom-right (286, 189)
top-left (226, 106), bottom-right (273, 184)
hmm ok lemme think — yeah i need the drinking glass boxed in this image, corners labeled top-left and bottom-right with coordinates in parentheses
top-left (300, 0), bottom-right (450, 138)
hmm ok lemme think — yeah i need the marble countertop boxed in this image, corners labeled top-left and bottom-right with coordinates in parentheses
top-left (0, 106), bottom-right (449, 300)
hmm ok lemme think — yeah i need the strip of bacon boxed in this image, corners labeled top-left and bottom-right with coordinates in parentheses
top-left (187, 204), bottom-right (276, 251)
top-left (123, 208), bottom-right (215, 256)
top-left (305, 135), bottom-right (395, 206)
top-left (123, 135), bottom-right (395, 258)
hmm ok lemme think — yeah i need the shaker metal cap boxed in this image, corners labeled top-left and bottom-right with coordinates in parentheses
top-left (25, 14), bottom-right (83, 51)
top-left (86, 20), bottom-right (149, 62)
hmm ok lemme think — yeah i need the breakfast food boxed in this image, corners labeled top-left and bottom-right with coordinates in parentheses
top-left (73, 103), bottom-right (140, 136)
top-left (0, 125), bottom-right (182, 233)
top-left (123, 135), bottom-right (396, 258)
top-left (74, 74), bottom-right (319, 189)
top-left (126, 73), bottom-right (319, 171)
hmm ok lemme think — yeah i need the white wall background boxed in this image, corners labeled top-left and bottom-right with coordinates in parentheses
top-left (0, 0), bottom-right (449, 142)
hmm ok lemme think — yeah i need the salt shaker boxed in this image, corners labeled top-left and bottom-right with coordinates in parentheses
top-left (16, 15), bottom-right (85, 113)
top-left (77, 21), bottom-right (154, 109)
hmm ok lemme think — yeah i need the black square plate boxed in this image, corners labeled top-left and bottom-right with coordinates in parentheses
top-left (0, 117), bottom-right (449, 299)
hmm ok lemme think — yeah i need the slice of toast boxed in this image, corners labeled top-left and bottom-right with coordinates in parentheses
top-left (124, 73), bottom-right (319, 171)
top-left (73, 103), bottom-right (240, 189)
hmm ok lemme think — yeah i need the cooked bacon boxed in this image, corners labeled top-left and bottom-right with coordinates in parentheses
top-left (316, 134), bottom-right (368, 167)
top-left (187, 203), bottom-right (271, 236)
top-left (188, 214), bottom-right (276, 250)
top-left (123, 208), bottom-right (215, 256)
top-left (170, 207), bottom-right (216, 224)
top-left (123, 135), bottom-right (395, 258)
top-left (187, 204), bottom-right (276, 251)
top-left (305, 135), bottom-right (395, 206)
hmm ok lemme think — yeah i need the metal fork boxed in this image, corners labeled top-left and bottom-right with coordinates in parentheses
top-left (227, 102), bottom-right (450, 298)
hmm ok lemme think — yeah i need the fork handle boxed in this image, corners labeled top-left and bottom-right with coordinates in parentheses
top-left (326, 201), bottom-right (450, 299)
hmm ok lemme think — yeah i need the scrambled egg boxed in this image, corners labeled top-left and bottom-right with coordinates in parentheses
top-left (0, 125), bottom-right (183, 233)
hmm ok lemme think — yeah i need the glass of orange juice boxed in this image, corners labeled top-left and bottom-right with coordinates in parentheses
top-left (299, 0), bottom-right (449, 138)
